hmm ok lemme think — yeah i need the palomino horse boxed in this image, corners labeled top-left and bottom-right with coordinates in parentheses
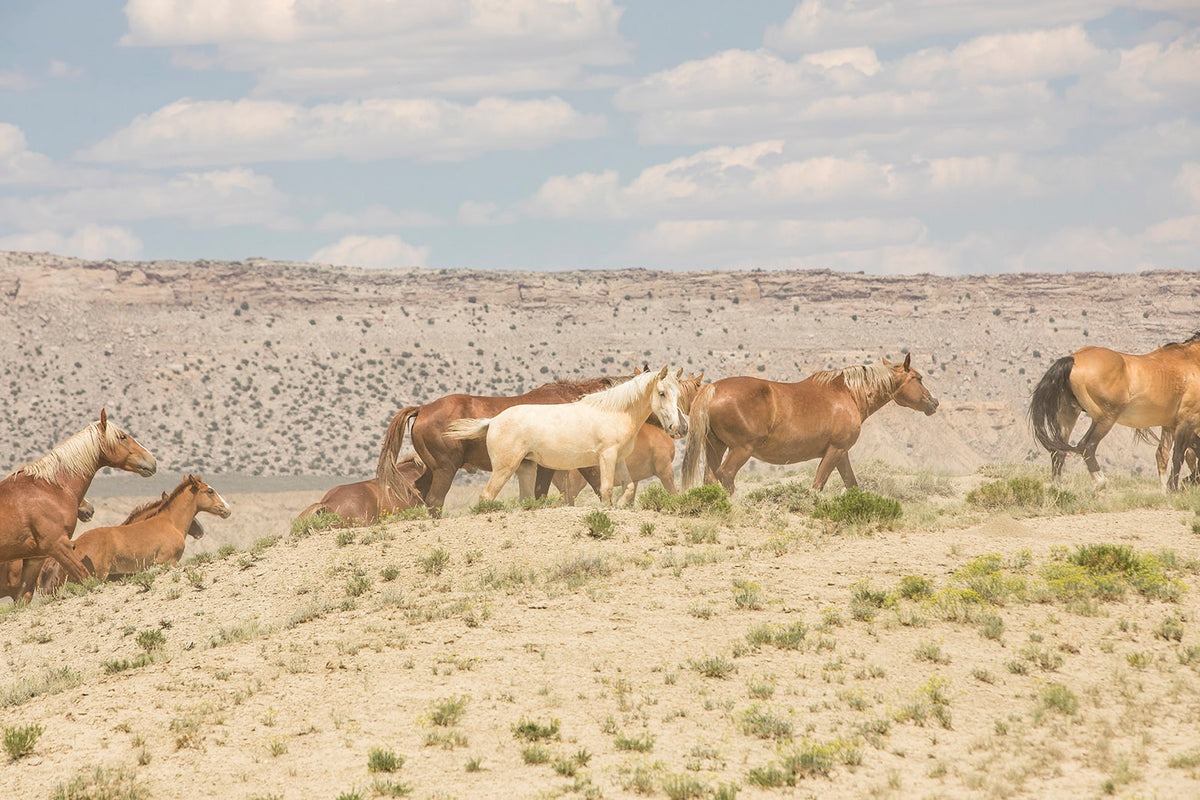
top-left (40, 475), bottom-right (230, 591)
top-left (0, 410), bottom-right (156, 595)
top-left (379, 375), bottom-right (628, 513)
top-left (552, 372), bottom-right (706, 505)
top-left (1029, 332), bottom-right (1200, 489)
top-left (295, 456), bottom-right (426, 524)
top-left (447, 366), bottom-right (688, 505)
top-left (682, 356), bottom-right (939, 494)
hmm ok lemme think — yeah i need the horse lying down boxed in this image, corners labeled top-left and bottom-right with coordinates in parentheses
top-left (39, 475), bottom-right (229, 593)
top-left (295, 456), bottom-right (427, 525)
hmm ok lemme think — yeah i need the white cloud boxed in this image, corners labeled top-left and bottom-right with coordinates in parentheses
top-left (457, 200), bottom-right (516, 226)
top-left (0, 70), bottom-right (38, 90)
top-left (526, 169), bottom-right (624, 219)
top-left (121, 0), bottom-right (630, 97)
top-left (0, 225), bottom-right (144, 260)
top-left (1175, 162), bottom-right (1200, 207)
top-left (79, 96), bottom-right (605, 168)
top-left (310, 234), bottom-right (431, 268)
top-left (47, 60), bottom-right (84, 79)
top-left (0, 167), bottom-right (295, 231)
top-left (316, 205), bottom-right (444, 231)
top-left (894, 26), bottom-right (1106, 86)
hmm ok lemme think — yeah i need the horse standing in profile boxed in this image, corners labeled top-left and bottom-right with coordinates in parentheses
top-left (1029, 332), bottom-right (1200, 489)
top-left (0, 410), bottom-right (156, 598)
top-left (39, 475), bottom-right (230, 592)
top-left (379, 375), bottom-right (629, 514)
top-left (447, 366), bottom-right (688, 505)
top-left (295, 456), bottom-right (426, 524)
top-left (682, 356), bottom-right (939, 495)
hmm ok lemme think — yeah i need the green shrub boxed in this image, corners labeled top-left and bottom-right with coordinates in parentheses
top-left (745, 481), bottom-right (816, 513)
top-left (135, 628), bottom-right (166, 653)
top-left (583, 509), bottom-right (615, 539)
top-left (368, 746), bottom-right (404, 773)
top-left (1038, 682), bottom-right (1079, 716)
top-left (290, 511), bottom-right (346, 536)
top-left (897, 575), bottom-right (933, 600)
top-left (512, 717), bottom-right (560, 742)
top-left (4, 722), bottom-right (43, 760)
top-left (429, 695), bottom-right (468, 727)
top-left (813, 488), bottom-right (901, 525)
top-left (50, 766), bottom-right (149, 800)
top-left (640, 484), bottom-right (732, 515)
top-left (470, 499), bottom-right (506, 515)
top-left (966, 477), bottom-right (1045, 510)
top-left (418, 548), bottom-right (450, 575)
top-left (614, 731), bottom-right (656, 752)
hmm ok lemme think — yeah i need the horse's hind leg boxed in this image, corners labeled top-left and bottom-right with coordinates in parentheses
top-left (517, 461), bottom-right (537, 500)
top-left (835, 454), bottom-right (858, 490)
top-left (479, 455), bottom-right (522, 503)
top-left (1169, 426), bottom-right (1194, 492)
top-left (1077, 417), bottom-right (1116, 487)
top-left (17, 558), bottom-right (44, 603)
top-left (704, 438), bottom-right (728, 486)
top-left (1156, 426), bottom-right (1175, 491)
top-left (533, 466), bottom-right (556, 499)
top-left (813, 446), bottom-right (847, 492)
top-left (423, 467), bottom-right (457, 517)
top-left (1051, 405), bottom-right (1081, 481)
top-left (714, 444), bottom-right (755, 495)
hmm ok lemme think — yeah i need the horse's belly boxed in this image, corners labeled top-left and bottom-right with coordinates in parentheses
top-left (755, 437), bottom-right (829, 465)
top-left (525, 446), bottom-right (601, 471)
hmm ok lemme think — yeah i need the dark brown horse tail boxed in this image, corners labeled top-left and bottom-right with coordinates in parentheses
top-left (681, 383), bottom-right (715, 490)
top-left (1029, 356), bottom-right (1080, 454)
top-left (376, 405), bottom-right (420, 496)
top-left (1132, 428), bottom-right (1160, 447)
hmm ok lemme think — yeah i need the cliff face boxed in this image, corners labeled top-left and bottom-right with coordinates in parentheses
top-left (1, 250), bottom-right (1196, 478)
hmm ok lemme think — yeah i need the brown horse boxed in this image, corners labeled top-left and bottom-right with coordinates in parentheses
top-left (380, 376), bottom-right (626, 513)
top-left (0, 410), bottom-right (156, 596)
top-left (2, 498), bottom-right (99, 602)
top-left (682, 356), bottom-right (939, 494)
top-left (295, 456), bottom-right (426, 524)
top-left (1029, 333), bottom-right (1200, 489)
top-left (39, 475), bottom-right (230, 592)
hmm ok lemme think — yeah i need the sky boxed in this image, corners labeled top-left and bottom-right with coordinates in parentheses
top-left (0, 1), bottom-right (1197, 274)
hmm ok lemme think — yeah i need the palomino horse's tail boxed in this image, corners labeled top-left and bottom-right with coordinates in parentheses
top-left (444, 418), bottom-right (491, 441)
top-left (681, 383), bottom-right (715, 490)
top-left (377, 406), bottom-right (419, 495)
top-left (1029, 356), bottom-right (1081, 454)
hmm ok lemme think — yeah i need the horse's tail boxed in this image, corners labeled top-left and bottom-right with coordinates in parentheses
top-left (444, 418), bottom-right (490, 441)
top-left (295, 502), bottom-right (328, 521)
top-left (1029, 356), bottom-right (1080, 454)
top-left (1132, 428), bottom-right (1160, 447)
top-left (376, 406), bottom-right (419, 489)
top-left (681, 383), bottom-right (715, 490)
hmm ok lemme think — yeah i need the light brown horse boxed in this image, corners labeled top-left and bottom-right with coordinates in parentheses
top-left (380, 376), bottom-right (628, 513)
top-left (1029, 333), bottom-right (1200, 489)
top-left (40, 475), bottom-right (230, 591)
top-left (682, 356), bottom-right (939, 494)
top-left (295, 456), bottom-right (426, 524)
top-left (0, 410), bottom-right (156, 596)
top-left (2, 498), bottom-right (97, 602)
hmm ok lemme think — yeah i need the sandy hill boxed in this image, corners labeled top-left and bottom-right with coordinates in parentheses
top-left (1, 251), bottom-right (1197, 482)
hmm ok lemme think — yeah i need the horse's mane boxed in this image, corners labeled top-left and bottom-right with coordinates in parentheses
top-left (581, 369), bottom-right (667, 412)
top-left (1170, 331), bottom-right (1200, 346)
top-left (553, 376), bottom-right (624, 392)
top-left (12, 421), bottom-right (123, 485)
top-left (811, 363), bottom-right (899, 404)
top-left (121, 497), bottom-right (164, 524)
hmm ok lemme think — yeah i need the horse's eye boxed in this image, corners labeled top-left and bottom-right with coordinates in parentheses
top-left (207, 489), bottom-right (215, 495)
top-left (119, 433), bottom-right (127, 440)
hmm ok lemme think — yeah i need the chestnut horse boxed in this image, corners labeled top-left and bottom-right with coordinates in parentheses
top-left (295, 456), bottom-right (426, 524)
top-left (0, 410), bottom-right (156, 597)
top-left (1029, 332), bottom-right (1200, 489)
top-left (40, 475), bottom-right (230, 592)
top-left (2, 498), bottom-right (101, 602)
top-left (447, 367), bottom-right (687, 505)
top-left (682, 356), bottom-right (939, 494)
top-left (380, 376), bottom-right (627, 513)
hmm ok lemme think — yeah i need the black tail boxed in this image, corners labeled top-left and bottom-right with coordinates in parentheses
top-left (1029, 356), bottom-right (1079, 454)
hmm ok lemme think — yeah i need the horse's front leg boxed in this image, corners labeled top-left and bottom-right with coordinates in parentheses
top-left (43, 526), bottom-right (90, 582)
top-left (835, 454), bottom-right (859, 489)
top-left (597, 450), bottom-right (620, 505)
top-left (813, 445), bottom-right (847, 492)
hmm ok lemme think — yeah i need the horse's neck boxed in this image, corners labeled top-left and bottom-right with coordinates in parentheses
top-left (160, 490), bottom-right (199, 533)
top-left (855, 382), bottom-right (898, 421)
top-left (52, 470), bottom-right (96, 504)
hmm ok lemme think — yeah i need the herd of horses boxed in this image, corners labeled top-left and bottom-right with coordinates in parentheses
top-left (2, 332), bottom-right (1199, 604)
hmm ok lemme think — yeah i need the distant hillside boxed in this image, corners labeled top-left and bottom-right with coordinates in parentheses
top-left (1, 251), bottom-right (1196, 479)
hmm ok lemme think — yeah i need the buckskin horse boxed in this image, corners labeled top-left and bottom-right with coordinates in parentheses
top-left (0, 410), bottom-right (156, 599)
top-left (682, 356), bottom-right (939, 494)
top-left (1029, 332), bottom-right (1200, 489)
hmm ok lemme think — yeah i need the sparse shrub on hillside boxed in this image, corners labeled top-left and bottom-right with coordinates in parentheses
top-left (583, 509), bottom-right (615, 539)
top-left (814, 488), bottom-right (901, 526)
top-left (470, 500), bottom-right (505, 515)
top-left (418, 548), bottom-right (450, 576)
top-left (368, 746), bottom-right (405, 773)
top-left (49, 765), bottom-right (149, 800)
top-left (640, 484), bottom-right (732, 516)
top-left (290, 511), bottom-right (347, 537)
top-left (512, 717), bottom-right (560, 742)
top-left (897, 575), bottom-right (934, 600)
top-left (4, 722), bottom-right (43, 760)
top-left (967, 477), bottom-right (1045, 510)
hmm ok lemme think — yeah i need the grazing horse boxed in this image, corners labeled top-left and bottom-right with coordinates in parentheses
top-left (447, 366), bottom-right (688, 505)
top-left (379, 376), bottom-right (628, 513)
top-left (1029, 333), bottom-right (1200, 489)
top-left (295, 456), bottom-right (426, 524)
top-left (553, 372), bottom-right (706, 505)
top-left (682, 356), bottom-right (939, 494)
top-left (0, 410), bottom-right (156, 597)
top-left (40, 475), bottom-right (230, 591)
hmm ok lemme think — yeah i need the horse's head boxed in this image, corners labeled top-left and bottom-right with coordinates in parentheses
top-left (97, 408), bottom-right (157, 477)
top-left (189, 475), bottom-right (232, 520)
top-left (651, 366), bottom-right (689, 439)
top-left (884, 354), bottom-right (939, 416)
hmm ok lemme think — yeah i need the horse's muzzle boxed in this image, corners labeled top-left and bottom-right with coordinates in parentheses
top-left (136, 456), bottom-right (157, 477)
top-left (670, 420), bottom-right (689, 439)
top-left (924, 399), bottom-right (940, 416)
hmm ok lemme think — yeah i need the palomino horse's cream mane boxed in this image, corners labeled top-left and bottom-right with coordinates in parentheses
top-left (12, 422), bottom-right (123, 485)
top-left (580, 369), bottom-right (665, 413)
top-left (812, 363), bottom-right (899, 405)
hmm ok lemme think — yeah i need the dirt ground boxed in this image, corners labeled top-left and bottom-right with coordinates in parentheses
top-left (4, 473), bottom-right (1200, 800)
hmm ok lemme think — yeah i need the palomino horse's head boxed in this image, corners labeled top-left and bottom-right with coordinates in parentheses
top-left (883, 355), bottom-right (939, 416)
top-left (189, 475), bottom-right (232, 524)
top-left (97, 409), bottom-right (157, 477)
top-left (650, 366), bottom-right (689, 438)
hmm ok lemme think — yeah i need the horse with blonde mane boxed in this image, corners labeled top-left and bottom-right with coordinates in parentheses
top-left (1030, 332), bottom-right (1200, 490)
top-left (683, 356), bottom-right (939, 494)
top-left (0, 410), bottom-right (156, 598)
top-left (39, 475), bottom-right (230, 592)
top-left (295, 456), bottom-right (426, 524)
top-left (447, 366), bottom-right (688, 505)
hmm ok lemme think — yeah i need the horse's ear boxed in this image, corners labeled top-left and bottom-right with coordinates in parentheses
top-left (698, 370), bottom-right (705, 381)
top-left (675, 367), bottom-right (683, 379)
top-left (657, 365), bottom-right (669, 380)
top-left (99, 408), bottom-right (107, 432)
top-left (881, 357), bottom-right (893, 367)
top-left (161, 491), bottom-right (169, 500)
top-left (903, 353), bottom-right (912, 371)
